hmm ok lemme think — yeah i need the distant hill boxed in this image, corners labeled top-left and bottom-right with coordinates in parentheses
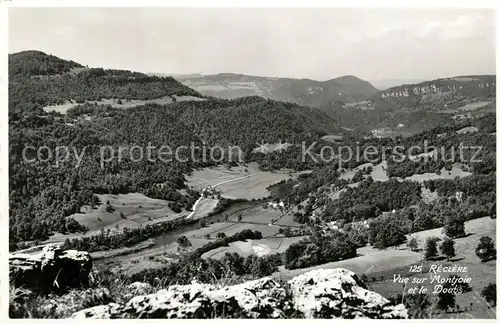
top-left (9, 51), bottom-right (203, 110)
top-left (9, 52), bottom-right (341, 245)
top-left (378, 75), bottom-right (495, 107)
top-left (175, 73), bottom-right (379, 107)
top-left (9, 50), bottom-right (84, 77)
top-left (321, 75), bottom-right (496, 135)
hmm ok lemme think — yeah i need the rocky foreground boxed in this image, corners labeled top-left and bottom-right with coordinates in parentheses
top-left (10, 245), bottom-right (408, 319)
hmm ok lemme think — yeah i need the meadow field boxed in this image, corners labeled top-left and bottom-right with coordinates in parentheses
top-left (276, 216), bottom-right (496, 318)
top-left (43, 95), bottom-right (205, 114)
top-left (186, 163), bottom-right (291, 199)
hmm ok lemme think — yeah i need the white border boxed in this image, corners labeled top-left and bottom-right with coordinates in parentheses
top-left (0, 1), bottom-right (498, 324)
top-left (0, 0), bottom-right (499, 8)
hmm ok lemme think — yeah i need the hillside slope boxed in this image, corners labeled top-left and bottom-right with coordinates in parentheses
top-left (8, 52), bottom-right (339, 246)
top-left (9, 51), bottom-right (203, 110)
top-left (321, 75), bottom-right (496, 135)
top-left (175, 73), bottom-right (379, 106)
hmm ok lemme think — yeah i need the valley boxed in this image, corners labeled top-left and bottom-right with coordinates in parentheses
top-left (8, 50), bottom-right (497, 320)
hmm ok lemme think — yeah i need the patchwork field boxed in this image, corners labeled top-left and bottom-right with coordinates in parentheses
top-left (45, 193), bottom-right (190, 243)
top-left (181, 79), bottom-right (267, 99)
top-left (193, 222), bottom-right (279, 239)
top-left (339, 162), bottom-right (373, 181)
top-left (252, 142), bottom-right (293, 153)
top-left (339, 161), bottom-right (389, 182)
top-left (43, 95), bottom-right (205, 114)
top-left (404, 164), bottom-right (471, 182)
top-left (456, 126), bottom-right (479, 134)
top-left (458, 101), bottom-right (492, 111)
top-left (202, 236), bottom-right (308, 259)
top-left (186, 163), bottom-right (292, 199)
top-left (321, 134), bottom-right (344, 143)
top-left (96, 197), bottom-right (306, 272)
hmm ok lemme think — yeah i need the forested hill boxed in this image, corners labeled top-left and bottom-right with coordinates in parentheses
top-left (9, 50), bottom-right (84, 77)
top-left (8, 51), bottom-right (340, 247)
top-left (378, 75), bottom-right (496, 108)
top-left (178, 73), bottom-right (379, 106)
top-left (9, 51), bottom-right (203, 110)
top-left (319, 75), bottom-right (496, 135)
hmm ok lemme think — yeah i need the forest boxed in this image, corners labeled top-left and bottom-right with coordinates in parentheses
top-left (9, 52), bottom-right (340, 248)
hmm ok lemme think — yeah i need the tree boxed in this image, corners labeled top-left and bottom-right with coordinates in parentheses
top-left (284, 241), bottom-right (321, 270)
top-left (439, 237), bottom-right (456, 261)
top-left (424, 237), bottom-right (440, 260)
top-left (481, 283), bottom-right (496, 306)
top-left (489, 203), bottom-right (496, 219)
top-left (216, 232), bottom-right (226, 240)
top-left (322, 234), bottom-right (357, 262)
top-left (407, 237), bottom-right (419, 251)
top-left (475, 236), bottom-right (496, 262)
top-left (372, 222), bottom-right (406, 250)
top-left (176, 235), bottom-right (191, 248)
top-left (442, 217), bottom-right (465, 238)
top-left (437, 282), bottom-right (456, 312)
top-left (403, 292), bottom-right (431, 319)
top-left (352, 170), bottom-right (364, 182)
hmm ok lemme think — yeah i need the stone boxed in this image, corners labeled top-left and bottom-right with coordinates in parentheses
top-left (72, 268), bottom-right (407, 319)
top-left (9, 244), bottom-right (92, 293)
top-left (122, 282), bottom-right (153, 300)
top-left (288, 268), bottom-right (408, 319)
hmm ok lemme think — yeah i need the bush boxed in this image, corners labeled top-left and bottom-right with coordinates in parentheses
top-left (424, 237), bottom-right (440, 260)
top-left (442, 217), bottom-right (465, 238)
top-left (284, 241), bottom-right (321, 270)
top-left (439, 237), bottom-right (456, 260)
top-left (437, 281), bottom-right (456, 312)
top-left (481, 283), bottom-right (496, 306)
top-left (407, 237), bottom-right (418, 251)
top-left (371, 222), bottom-right (406, 250)
top-left (475, 236), bottom-right (496, 262)
top-left (176, 236), bottom-right (192, 248)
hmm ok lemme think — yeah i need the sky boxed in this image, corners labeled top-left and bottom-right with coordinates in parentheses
top-left (8, 7), bottom-right (496, 81)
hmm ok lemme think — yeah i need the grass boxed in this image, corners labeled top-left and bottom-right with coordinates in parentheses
top-left (321, 134), bottom-right (344, 143)
top-left (456, 126), bottom-right (479, 134)
top-left (97, 201), bottom-right (298, 272)
top-left (457, 101), bottom-right (492, 111)
top-left (188, 197), bottom-right (220, 220)
top-left (276, 216), bottom-right (496, 319)
top-left (43, 95), bottom-right (205, 114)
top-left (45, 193), bottom-right (189, 244)
top-left (202, 236), bottom-right (307, 259)
top-left (9, 285), bottom-right (112, 318)
top-left (277, 217), bottom-right (495, 281)
top-left (404, 164), bottom-right (471, 182)
top-left (186, 163), bottom-right (291, 199)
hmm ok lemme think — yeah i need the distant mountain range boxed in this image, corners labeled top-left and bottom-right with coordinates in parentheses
top-left (13, 51), bottom-right (494, 138)
top-left (148, 73), bottom-right (379, 107)
top-left (321, 74), bottom-right (496, 135)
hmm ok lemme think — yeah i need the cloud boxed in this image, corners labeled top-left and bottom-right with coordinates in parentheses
top-left (53, 25), bottom-right (76, 36)
top-left (351, 13), bottom-right (493, 44)
top-left (417, 15), bottom-right (493, 41)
